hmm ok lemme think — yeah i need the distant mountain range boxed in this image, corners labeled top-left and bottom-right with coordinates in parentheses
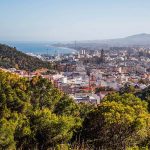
top-left (97, 33), bottom-right (150, 47)
top-left (54, 33), bottom-right (150, 49)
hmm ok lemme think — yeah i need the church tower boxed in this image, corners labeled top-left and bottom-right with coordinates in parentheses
top-left (101, 49), bottom-right (105, 62)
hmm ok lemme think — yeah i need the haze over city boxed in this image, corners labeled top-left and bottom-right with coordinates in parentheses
top-left (0, 0), bottom-right (150, 41)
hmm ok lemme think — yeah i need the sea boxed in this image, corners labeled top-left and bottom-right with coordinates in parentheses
top-left (1, 42), bottom-right (76, 55)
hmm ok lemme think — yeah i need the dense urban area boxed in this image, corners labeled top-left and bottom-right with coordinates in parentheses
top-left (2, 45), bottom-right (150, 105)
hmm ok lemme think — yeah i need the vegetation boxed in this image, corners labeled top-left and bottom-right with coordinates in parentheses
top-left (119, 83), bottom-right (138, 95)
top-left (0, 70), bottom-right (149, 149)
top-left (95, 86), bottom-right (115, 93)
top-left (136, 86), bottom-right (150, 112)
top-left (0, 70), bottom-right (82, 149)
top-left (0, 44), bottom-right (53, 71)
top-left (80, 93), bottom-right (150, 149)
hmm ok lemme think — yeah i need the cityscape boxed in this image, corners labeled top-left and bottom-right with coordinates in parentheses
top-left (2, 44), bottom-right (150, 105)
top-left (0, 0), bottom-right (150, 150)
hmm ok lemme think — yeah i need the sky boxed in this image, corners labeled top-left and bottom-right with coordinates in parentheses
top-left (0, 0), bottom-right (150, 41)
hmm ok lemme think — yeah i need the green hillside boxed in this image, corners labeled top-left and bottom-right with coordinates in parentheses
top-left (0, 44), bottom-right (52, 71)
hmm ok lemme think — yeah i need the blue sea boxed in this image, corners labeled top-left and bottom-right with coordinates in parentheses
top-left (2, 42), bottom-right (76, 55)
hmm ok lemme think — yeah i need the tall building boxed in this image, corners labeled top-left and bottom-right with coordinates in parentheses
top-left (81, 49), bottom-right (86, 55)
top-left (101, 49), bottom-right (105, 62)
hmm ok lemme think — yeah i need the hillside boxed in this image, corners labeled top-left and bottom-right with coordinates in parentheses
top-left (0, 44), bottom-right (52, 71)
top-left (54, 33), bottom-right (150, 49)
top-left (101, 33), bottom-right (150, 47)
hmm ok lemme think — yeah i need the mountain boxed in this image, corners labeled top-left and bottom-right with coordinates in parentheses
top-left (0, 44), bottom-right (52, 71)
top-left (101, 33), bottom-right (150, 47)
top-left (54, 33), bottom-right (150, 49)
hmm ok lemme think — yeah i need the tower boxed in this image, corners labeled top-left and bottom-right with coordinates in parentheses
top-left (101, 49), bottom-right (105, 62)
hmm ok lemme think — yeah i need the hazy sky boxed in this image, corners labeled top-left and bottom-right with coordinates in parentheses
top-left (0, 0), bottom-right (150, 41)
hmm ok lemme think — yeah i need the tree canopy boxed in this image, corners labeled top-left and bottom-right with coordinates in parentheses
top-left (0, 70), bottom-right (82, 149)
top-left (0, 44), bottom-right (53, 71)
top-left (81, 93), bottom-right (150, 149)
